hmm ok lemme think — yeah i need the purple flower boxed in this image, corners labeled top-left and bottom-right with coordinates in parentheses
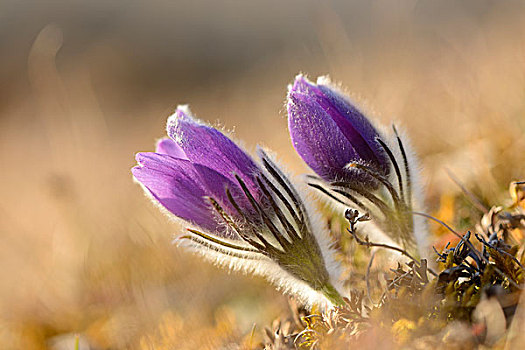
top-left (287, 75), bottom-right (389, 186)
top-left (287, 75), bottom-right (428, 256)
top-left (132, 106), bottom-right (344, 308)
top-left (133, 107), bottom-right (263, 238)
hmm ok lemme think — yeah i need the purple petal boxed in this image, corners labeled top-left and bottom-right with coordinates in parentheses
top-left (132, 152), bottom-right (219, 233)
top-left (166, 106), bottom-right (262, 197)
top-left (293, 76), bottom-right (388, 173)
top-left (288, 76), bottom-right (390, 183)
top-left (316, 85), bottom-right (387, 171)
top-left (133, 152), bottom-right (256, 238)
top-left (156, 138), bottom-right (187, 159)
top-left (288, 92), bottom-right (361, 182)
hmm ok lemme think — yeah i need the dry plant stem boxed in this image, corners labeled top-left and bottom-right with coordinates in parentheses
top-left (414, 211), bottom-right (524, 290)
top-left (366, 251), bottom-right (379, 306)
top-left (346, 225), bottom-right (438, 277)
top-left (446, 169), bottom-right (489, 213)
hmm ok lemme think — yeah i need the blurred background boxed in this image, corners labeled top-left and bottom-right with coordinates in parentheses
top-left (1, 0), bottom-right (525, 348)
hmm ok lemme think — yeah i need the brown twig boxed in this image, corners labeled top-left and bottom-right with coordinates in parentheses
top-left (446, 168), bottom-right (488, 213)
top-left (366, 251), bottom-right (379, 306)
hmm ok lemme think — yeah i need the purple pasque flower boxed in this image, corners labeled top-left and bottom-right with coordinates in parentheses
top-left (287, 75), bottom-right (427, 255)
top-left (133, 106), bottom-right (263, 238)
top-left (132, 106), bottom-right (344, 308)
top-left (287, 75), bottom-right (389, 187)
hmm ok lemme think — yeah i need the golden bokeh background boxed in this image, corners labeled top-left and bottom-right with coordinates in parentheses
top-left (1, 1), bottom-right (525, 348)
